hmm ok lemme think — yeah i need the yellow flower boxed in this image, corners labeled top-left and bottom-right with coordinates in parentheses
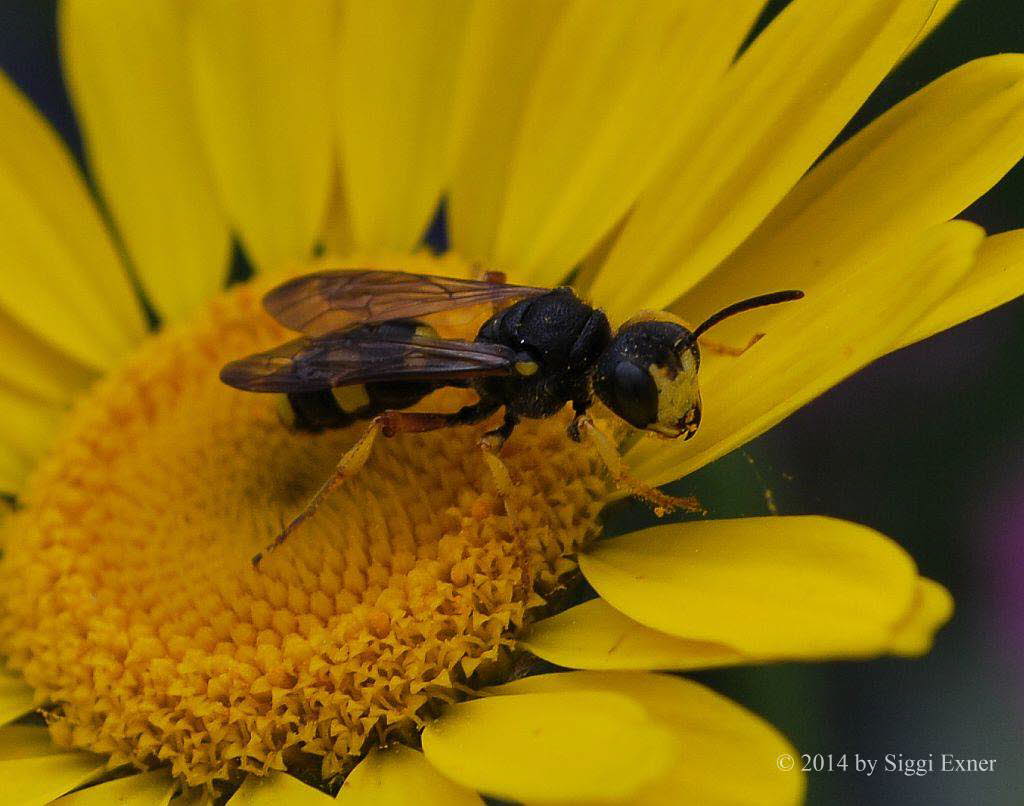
top-left (0, 0), bottom-right (1019, 803)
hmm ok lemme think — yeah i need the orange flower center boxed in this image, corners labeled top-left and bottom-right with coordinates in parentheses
top-left (0, 259), bottom-right (611, 788)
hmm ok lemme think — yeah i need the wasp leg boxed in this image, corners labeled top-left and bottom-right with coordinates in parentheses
top-left (376, 399), bottom-right (501, 436)
top-left (566, 397), bottom-right (592, 442)
top-left (673, 315), bottom-right (764, 357)
top-left (254, 401), bottom-right (502, 568)
top-left (479, 407), bottom-right (518, 451)
top-left (698, 331), bottom-right (763, 357)
top-left (377, 401), bottom-right (520, 517)
top-left (253, 420), bottom-right (381, 567)
top-left (478, 409), bottom-right (519, 499)
top-left (577, 416), bottom-right (704, 518)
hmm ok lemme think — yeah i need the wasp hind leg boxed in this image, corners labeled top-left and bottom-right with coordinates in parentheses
top-left (253, 400), bottom-right (503, 568)
top-left (253, 420), bottom-right (381, 567)
top-left (375, 399), bottom-right (502, 436)
top-left (576, 416), bottom-right (704, 517)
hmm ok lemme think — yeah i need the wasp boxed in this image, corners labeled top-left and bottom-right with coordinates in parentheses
top-left (221, 270), bottom-right (802, 564)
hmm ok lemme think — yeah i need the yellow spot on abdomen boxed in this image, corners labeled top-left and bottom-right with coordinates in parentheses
top-left (332, 383), bottom-right (371, 413)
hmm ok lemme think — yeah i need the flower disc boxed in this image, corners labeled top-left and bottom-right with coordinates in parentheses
top-left (0, 264), bottom-right (610, 787)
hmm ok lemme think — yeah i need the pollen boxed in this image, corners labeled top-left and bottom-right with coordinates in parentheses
top-left (0, 265), bottom-right (610, 788)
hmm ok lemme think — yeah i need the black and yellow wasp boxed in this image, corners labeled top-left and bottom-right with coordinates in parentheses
top-left (221, 269), bottom-right (802, 564)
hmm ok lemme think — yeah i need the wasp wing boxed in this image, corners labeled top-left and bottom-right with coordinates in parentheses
top-left (220, 330), bottom-right (518, 393)
top-left (263, 269), bottom-right (548, 336)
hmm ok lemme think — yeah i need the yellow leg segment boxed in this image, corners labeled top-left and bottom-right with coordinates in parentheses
top-left (670, 313), bottom-right (764, 357)
top-left (699, 331), bottom-right (763, 357)
top-left (479, 440), bottom-right (515, 500)
top-left (477, 432), bottom-right (533, 559)
top-left (577, 416), bottom-right (704, 517)
top-left (253, 421), bottom-right (380, 567)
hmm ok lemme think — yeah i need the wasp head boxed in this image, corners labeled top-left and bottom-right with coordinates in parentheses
top-left (593, 316), bottom-right (702, 440)
top-left (591, 290), bottom-right (805, 440)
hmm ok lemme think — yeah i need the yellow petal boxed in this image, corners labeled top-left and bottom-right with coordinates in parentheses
top-left (889, 578), bottom-right (955, 656)
top-left (0, 673), bottom-right (35, 727)
top-left (187, 0), bottom-right (335, 272)
top-left (0, 449), bottom-right (31, 496)
top-left (0, 385), bottom-right (66, 494)
top-left (447, 0), bottom-right (567, 265)
top-left (227, 772), bottom-right (333, 804)
top-left (628, 221), bottom-right (981, 487)
top-left (60, 0), bottom-right (232, 322)
top-left (0, 753), bottom-right (104, 806)
top-left (0, 72), bottom-right (145, 369)
top-left (492, 672), bottom-right (804, 806)
top-left (525, 581), bottom-right (952, 670)
top-left (337, 745), bottom-right (484, 806)
top-left (338, 0), bottom-right (473, 252)
top-left (0, 726), bottom-right (69, 760)
top-left (676, 54), bottom-right (1024, 324)
top-left (319, 180), bottom-right (354, 259)
top-left (578, 517), bottom-right (950, 659)
top-left (463, 1), bottom-right (762, 284)
top-left (899, 228), bottom-right (1024, 347)
top-left (593, 0), bottom-right (936, 319)
top-left (0, 313), bottom-right (94, 405)
top-left (55, 771), bottom-right (176, 806)
top-left (522, 597), bottom-right (745, 670)
top-left (421, 691), bottom-right (677, 803)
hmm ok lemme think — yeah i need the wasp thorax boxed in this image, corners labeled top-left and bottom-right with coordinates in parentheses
top-left (593, 319), bottom-right (702, 439)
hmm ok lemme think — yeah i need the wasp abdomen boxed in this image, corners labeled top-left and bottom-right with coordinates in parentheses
top-left (281, 379), bottom-right (435, 433)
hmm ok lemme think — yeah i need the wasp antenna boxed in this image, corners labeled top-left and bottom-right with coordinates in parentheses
top-left (690, 290), bottom-right (804, 343)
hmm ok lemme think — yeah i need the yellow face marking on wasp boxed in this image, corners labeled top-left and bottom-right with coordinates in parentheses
top-left (332, 384), bottom-right (371, 413)
top-left (649, 352), bottom-right (700, 438)
top-left (515, 360), bottom-right (540, 377)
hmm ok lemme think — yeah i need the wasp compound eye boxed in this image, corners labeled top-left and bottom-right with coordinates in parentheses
top-left (593, 359), bottom-right (659, 430)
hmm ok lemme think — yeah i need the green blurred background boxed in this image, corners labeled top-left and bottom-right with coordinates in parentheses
top-left (1, 1), bottom-right (1021, 803)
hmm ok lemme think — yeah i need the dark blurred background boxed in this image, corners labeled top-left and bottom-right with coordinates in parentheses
top-left (2, 1), bottom-right (1021, 803)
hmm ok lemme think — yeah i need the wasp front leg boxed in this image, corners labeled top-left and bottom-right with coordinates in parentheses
top-left (576, 416), bottom-right (704, 517)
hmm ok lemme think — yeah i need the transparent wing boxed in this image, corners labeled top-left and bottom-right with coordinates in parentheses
top-left (220, 329), bottom-right (518, 393)
top-left (263, 269), bottom-right (548, 336)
